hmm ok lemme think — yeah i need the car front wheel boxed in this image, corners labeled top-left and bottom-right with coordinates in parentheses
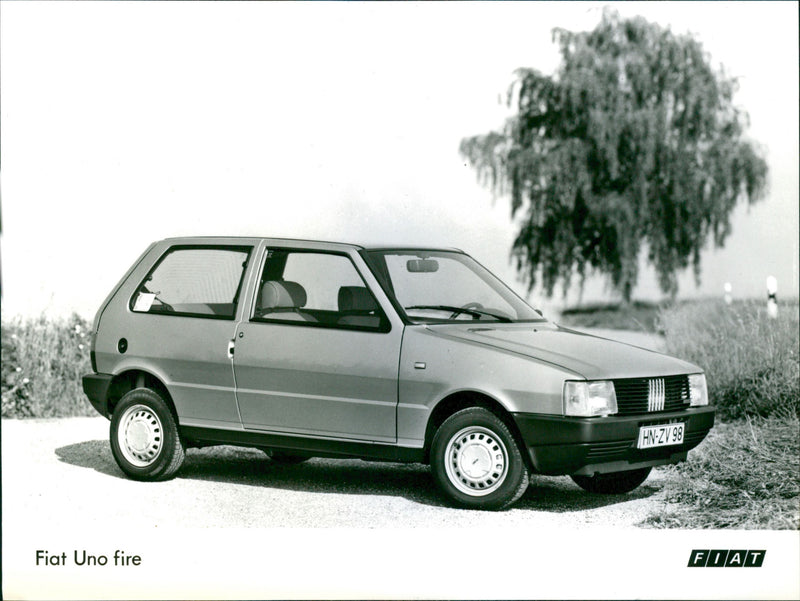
top-left (570, 467), bottom-right (652, 494)
top-left (110, 388), bottom-right (185, 481)
top-left (431, 407), bottom-right (529, 510)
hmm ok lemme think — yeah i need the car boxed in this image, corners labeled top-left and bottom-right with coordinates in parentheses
top-left (82, 236), bottom-right (714, 510)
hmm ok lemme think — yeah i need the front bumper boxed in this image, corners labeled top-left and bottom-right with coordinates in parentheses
top-left (512, 406), bottom-right (715, 476)
top-left (82, 373), bottom-right (114, 418)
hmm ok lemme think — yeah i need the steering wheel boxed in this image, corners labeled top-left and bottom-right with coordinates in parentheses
top-left (450, 302), bottom-right (484, 320)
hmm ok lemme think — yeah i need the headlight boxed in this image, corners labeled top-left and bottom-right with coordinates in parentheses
top-left (688, 374), bottom-right (708, 406)
top-left (564, 380), bottom-right (618, 417)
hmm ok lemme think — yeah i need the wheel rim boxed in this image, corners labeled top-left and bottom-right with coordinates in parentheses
top-left (117, 404), bottom-right (164, 467)
top-left (444, 425), bottom-right (509, 496)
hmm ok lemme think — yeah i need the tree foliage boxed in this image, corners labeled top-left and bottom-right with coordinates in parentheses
top-left (460, 10), bottom-right (768, 301)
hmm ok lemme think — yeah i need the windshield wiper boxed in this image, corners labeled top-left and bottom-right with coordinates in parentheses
top-left (405, 305), bottom-right (513, 323)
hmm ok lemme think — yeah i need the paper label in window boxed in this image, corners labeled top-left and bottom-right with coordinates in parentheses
top-left (133, 293), bottom-right (156, 312)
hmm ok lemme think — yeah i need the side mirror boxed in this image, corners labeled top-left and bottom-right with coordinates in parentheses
top-left (407, 259), bottom-right (439, 273)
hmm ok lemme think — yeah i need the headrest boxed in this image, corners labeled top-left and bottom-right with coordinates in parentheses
top-left (261, 281), bottom-right (307, 309)
top-left (338, 286), bottom-right (377, 312)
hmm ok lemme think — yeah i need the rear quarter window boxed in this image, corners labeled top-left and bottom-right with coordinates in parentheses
top-left (130, 246), bottom-right (251, 319)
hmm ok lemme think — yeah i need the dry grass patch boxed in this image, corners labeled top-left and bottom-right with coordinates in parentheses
top-left (644, 417), bottom-right (799, 529)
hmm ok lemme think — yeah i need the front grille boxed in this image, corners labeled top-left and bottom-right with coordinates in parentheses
top-left (614, 375), bottom-right (690, 415)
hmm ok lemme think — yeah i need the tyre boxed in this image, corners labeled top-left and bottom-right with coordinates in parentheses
top-left (110, 388), bottom-right (185, 481)
top-left (570, 467), bottom-right (652, 494)
top-left (431, 407), bottom-right (529, 510)
top-left (263, 449), bottom-right (311, 465)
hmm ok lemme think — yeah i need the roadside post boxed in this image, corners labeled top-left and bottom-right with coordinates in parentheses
top-left (766, 276), bottom-right (778, 319)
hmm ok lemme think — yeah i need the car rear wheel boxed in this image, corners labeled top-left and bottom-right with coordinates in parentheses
top-left (570, 467), bottom-right (652, 494)
top-left (431, 407), bottom-right (529, 510)
top-left (110, 388), bottom-right (185, 481)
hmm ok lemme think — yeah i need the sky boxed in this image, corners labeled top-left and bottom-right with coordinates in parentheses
top-left (1, 1), bottom-right (798, 320)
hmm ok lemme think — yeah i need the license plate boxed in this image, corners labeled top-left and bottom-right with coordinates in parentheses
top-left (637, 423), bottom-right (685, 449)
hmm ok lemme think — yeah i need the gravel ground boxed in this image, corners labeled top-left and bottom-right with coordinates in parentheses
top-left (2, 416), bottom-right (675, 529)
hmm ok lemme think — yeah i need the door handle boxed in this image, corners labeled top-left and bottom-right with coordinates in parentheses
top-left (227, 339), bottom-right (235, 359)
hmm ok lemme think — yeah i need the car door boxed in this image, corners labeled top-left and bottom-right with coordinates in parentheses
top-left (232, 247), bottom-right (402, 443)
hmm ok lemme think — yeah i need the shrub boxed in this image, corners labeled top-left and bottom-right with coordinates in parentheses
top-left (658, 299), bottom-right (799, 420)
top-left (1, 313), bottom-right (95, 418)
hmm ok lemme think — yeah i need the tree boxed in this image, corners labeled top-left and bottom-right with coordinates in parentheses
top-left (460, 10), bottom-right (768, 302)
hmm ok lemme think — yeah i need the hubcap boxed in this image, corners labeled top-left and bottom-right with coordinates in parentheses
top-left (118, 404), bottom-right (163, 467)
top-left (444, 426), bottom-right (508, 496)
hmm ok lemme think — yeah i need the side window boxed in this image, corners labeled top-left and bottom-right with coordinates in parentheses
top-left (253, 250), bottom-right (388, 331)
top-left (131, 246), bottom-right (251, 319)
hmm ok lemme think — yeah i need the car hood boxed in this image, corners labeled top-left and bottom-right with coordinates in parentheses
top-left (426, 322), bottom-right (700, 380)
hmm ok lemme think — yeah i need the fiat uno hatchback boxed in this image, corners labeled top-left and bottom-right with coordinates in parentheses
top-left (83, 237), bottom-right (714, 509)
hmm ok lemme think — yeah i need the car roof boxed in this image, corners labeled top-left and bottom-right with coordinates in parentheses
top-left (160, 236), bottom-right (463, 253)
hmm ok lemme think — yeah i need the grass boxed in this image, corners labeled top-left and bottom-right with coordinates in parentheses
top-left (647, 299), bottom-right (799, 528)
top-left (644, 417), bottom-right (799, 529)
top-left (1, 313), bottom-right (95, 418)
top-left (658, 299), bottom-right (799, 420)
top-left (559, 300), bottom-right (663, 333)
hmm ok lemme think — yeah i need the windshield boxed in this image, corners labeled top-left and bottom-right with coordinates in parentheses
top-left (362, 250), bottom-right (545, 324)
